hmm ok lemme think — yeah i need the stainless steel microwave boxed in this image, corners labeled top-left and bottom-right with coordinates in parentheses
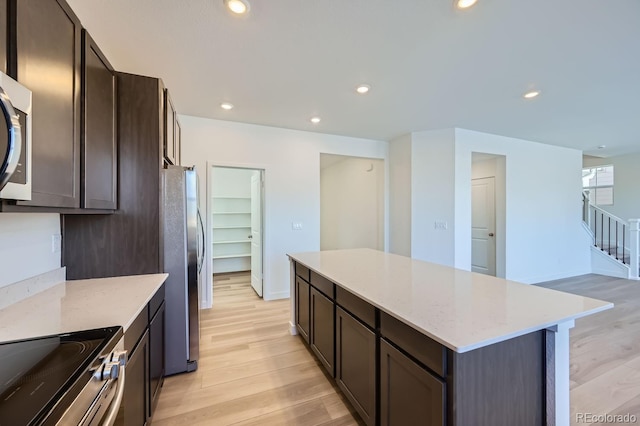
top-left (0, 71), bottom-right (32, 200)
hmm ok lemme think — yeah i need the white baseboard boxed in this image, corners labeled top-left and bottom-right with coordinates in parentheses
top-left (590, 245), bottom-right (631, 279)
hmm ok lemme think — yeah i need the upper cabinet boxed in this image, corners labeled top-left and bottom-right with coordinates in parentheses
top-left (16, 0), bottom-right (82, 208)
top-left (81, 30), bottom-right (117, 210)
top-left (163, 88), bottom-right (178, 166)
top-left (1, 0), bottom-right (7, 74)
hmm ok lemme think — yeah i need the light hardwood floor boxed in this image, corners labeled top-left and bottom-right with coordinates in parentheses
top-left (153, 273), bottom-right (639, 425)
top-left (152, 272), bottom-right (360, 425)
top-left (538, 274), bottom-right (640, 425)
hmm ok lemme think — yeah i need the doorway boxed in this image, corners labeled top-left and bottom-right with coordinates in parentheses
top-left (471, 153), bottom-right (506, 277)
top-left (320, 154), bottom-right (384, 251)
top-left (210, 166), bottom-right (264, 298)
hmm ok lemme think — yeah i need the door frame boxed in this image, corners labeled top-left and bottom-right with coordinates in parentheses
top-left (203, 161), bottom-right (267, 308)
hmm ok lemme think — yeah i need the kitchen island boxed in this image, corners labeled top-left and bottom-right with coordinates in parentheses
top-left (288, 249), bottom-right (612, 426)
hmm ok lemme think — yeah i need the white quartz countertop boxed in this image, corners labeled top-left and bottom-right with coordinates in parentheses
top-left (0, 273), bottom-right (168, 342)
top-left (288, 249), bottom-right (613, 353)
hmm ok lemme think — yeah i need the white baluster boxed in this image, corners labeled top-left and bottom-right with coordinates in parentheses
top-left (629, 219), bottom-right (640, 280)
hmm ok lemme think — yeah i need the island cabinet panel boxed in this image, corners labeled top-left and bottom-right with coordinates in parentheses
top-left (16, 0), bottom-right (81, 208)
top-left (336, 286), bottom-right (375, 328)
top-left (380, 312), bottom-right (446, 378)
top-left (295, 276), bottom-right (310, 343)
top-left (380, 339), bottom-right (445, 426)
top-left (310, 270), bottom-right (334, 298)
top-left (448, 331), bottom-right (545, 426)
top-left (310, 286), bottom-right (335, 376)
top-left (335, 306), bottom-right (376, 426)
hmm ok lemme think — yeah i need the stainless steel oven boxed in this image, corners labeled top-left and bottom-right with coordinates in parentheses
top-left (0, 326), bottom-right (127, 426)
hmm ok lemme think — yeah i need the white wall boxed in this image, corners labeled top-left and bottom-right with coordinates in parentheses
top-left (411, 129), bottom-right (457, 266)
top-left (320, 157), bottom-right (384, 251)
top-left (388, 134), bottom-right (412, 256)
top-left (583, 153), bottom-right (640, 222)
top-left (0, 214), bottom-right (61, 288)
top-left (455, 129), bottom-right (590, 283)
top-left (471, 155), bottom-right (506, 278)
top-left (180, 115), bottom-right (388, 301)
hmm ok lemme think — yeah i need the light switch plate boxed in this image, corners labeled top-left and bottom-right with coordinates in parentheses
top-left (434, 221), bottom-right (448, 230)
top-left (292, 222), bottom-right (303, 231)
top-left (52, 234), bottom-right (62, 253)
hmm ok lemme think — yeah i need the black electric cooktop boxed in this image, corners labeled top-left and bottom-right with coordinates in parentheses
top-left (0, 327), bottom-right (122, 426)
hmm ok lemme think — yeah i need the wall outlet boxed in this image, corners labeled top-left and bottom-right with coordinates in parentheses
top-left (434, 221), bottom-right (448, 230)
top-left (292, 222), bottom-right (303, 231)
top-left (52, 234), bottom-right (62, 253)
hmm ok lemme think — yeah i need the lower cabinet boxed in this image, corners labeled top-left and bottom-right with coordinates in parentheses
top-left (295, 276), bottom-right (310, 342)
top-left (310, 287), bottom-right (335, 376)
top-left (117, 285), bottom-right (165, 426)
top-left (120, 329), bottom-right (149, 426)
top-left (335, 307), bottom-right (376, 426)
top-left (379, 338), bottom-right (445, 426)
top-left (149, 301), bottom-right (165, 416)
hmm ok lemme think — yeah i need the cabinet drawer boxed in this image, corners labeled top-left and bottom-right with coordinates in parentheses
top-left (380, 312), bottom-right (446, 378)
top-left (336, 286), bottom-right (375, 329)
top-left (310, 271), bottom-right (334, 299)
top-left (295, 262), bottom-right (310, 282)
top-left (149, 284), bottom-right (165, 320)
top-left (380, 338), bottom-right (444, 426)
top-left (125, 306), bottom-right (149, 354)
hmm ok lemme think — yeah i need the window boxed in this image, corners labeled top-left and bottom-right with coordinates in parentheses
top-left (582, 165), bottom-right (614, 206)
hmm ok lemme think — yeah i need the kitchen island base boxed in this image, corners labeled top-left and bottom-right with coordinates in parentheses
top-left (288, 250), bottom-right (611, 426)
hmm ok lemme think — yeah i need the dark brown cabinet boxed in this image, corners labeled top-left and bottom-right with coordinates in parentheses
top-left (295, 276), bottom-right (310, 343)
top-left (310, 286), bottom-right (334, 376)
top-left (0, 0), bottom-right (6, 73)
top-left (81, 30), bottom-right (117, 210)
top-left (63, 73), bottom-right (166, 279)
top-left (149, 300), bottom-right (165, 416)
top-left (163, 89), bottom-right (177, 165)
top-left (380, 338), bottom-right (445, 426)
top-left (118, 284), bottom-right (165, 426)
top-left (16, 0), bottom-right (81, 208)
top-left (121, 329), bottom-right (149, 426)
top-left (335, 306), bottom-right (376, 426)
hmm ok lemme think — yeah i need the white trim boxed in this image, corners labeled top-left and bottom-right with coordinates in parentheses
top-left (590, 245), bottom-right (631, 279)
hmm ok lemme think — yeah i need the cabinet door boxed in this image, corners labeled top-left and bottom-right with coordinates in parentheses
top-left (17, 0), bottom-right (81, 208)
top-left (163, 89), bottom-right (176, 165)
top-left (380, 338), bottom-right (445, 426)
top-left (119, 329), bottom-right (150, 426)
top-left (149, 301), bottom-right (165, 417)
top-left (335, 307), bottom-right (376, 426)
top-left (295, 276), bottom-right (310, 343)
top-left (81, 30), bottom-right (117, 209)
top-left (175, 117), bottom-right (181, 166)
top-left (0, 0), bottom-right (6, 74)
top-left (310, 286), bottom-right (334, 376)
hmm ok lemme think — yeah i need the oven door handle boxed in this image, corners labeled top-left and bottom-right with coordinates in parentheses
top-left (101, 362), bottom-right (126, 426)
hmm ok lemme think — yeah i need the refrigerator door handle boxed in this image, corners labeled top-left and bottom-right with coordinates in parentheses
top-left (197, 208), bottom-right (205, 274)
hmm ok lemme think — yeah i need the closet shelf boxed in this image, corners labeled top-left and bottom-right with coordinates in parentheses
top-left (213, 254), bottom-right (251, 259)
top-left (213, 240), bottom-right (251, 244)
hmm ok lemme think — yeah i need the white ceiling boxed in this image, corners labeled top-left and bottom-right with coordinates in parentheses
top-left (67, 0), bottom-right (640, 157)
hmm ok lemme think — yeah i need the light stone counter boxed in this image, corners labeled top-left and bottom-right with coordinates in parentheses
top-left (288, 248), bottom-right (612, 353)
top-left (0, 273), bottom-right (168, 342)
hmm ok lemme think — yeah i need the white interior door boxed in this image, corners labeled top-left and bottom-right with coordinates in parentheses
top-left (250, 172), bottom-right (263, 297)
top-left (471, 177), bottom-right (496, 276)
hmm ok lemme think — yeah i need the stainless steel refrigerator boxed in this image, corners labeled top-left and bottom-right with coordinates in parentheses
top-left (162, 165), bottom-right (204, 375)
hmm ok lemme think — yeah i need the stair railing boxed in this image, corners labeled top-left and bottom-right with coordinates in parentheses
top-left (583, 190), bottom-right (640, 279)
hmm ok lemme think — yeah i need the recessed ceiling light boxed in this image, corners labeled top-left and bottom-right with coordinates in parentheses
top-left (456, 0), bottom-right (478, 9)
top-left (220, 102), bottom-right (234, 110)
top-left (598, 145), bottom-right (606, 149)
top-left (224, 0), bottom-right (250, 15)
top-left (310, 117), bottom-right (321, 124)
top-left (356, 84), bottom-right (371, 94)
top-left (523, 90), bottom-right (541, 99)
